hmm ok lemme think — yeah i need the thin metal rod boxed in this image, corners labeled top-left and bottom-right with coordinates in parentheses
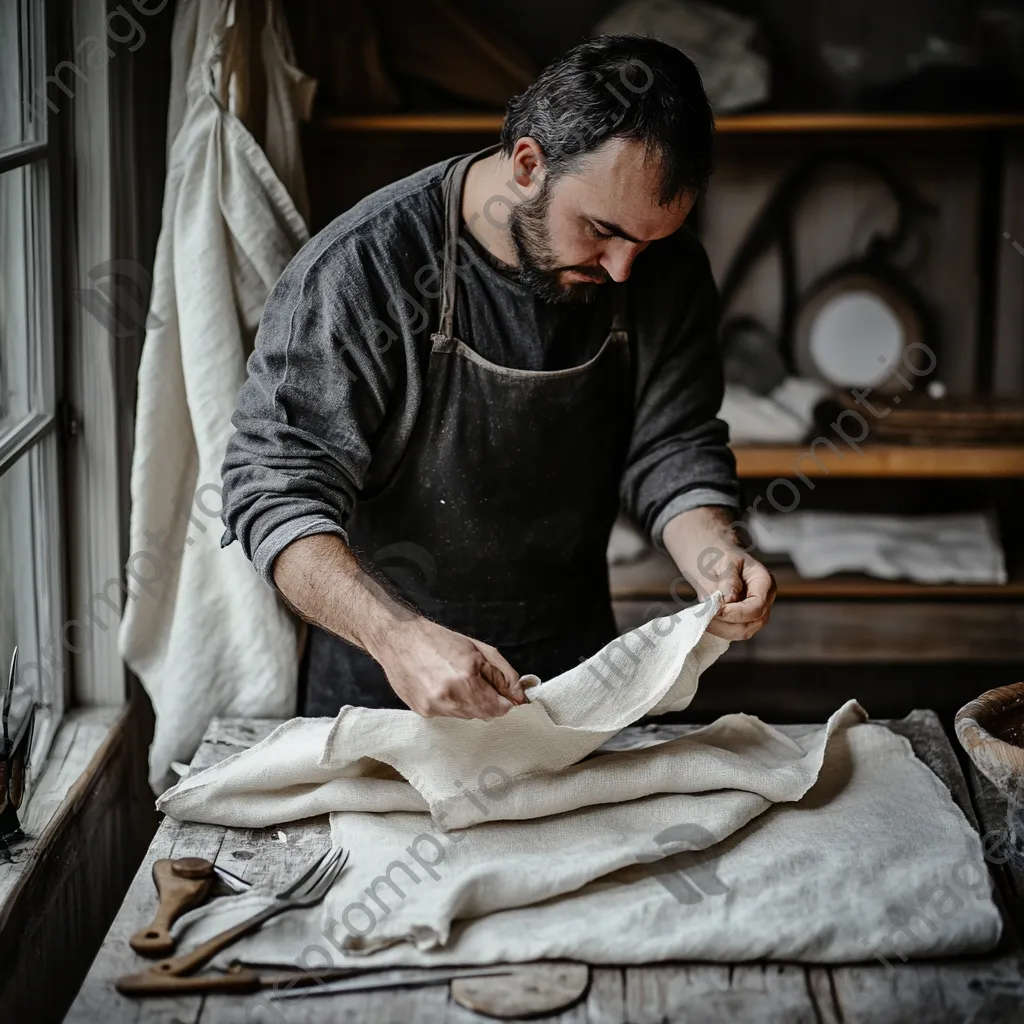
top-left (0, 141), bottom-right (49, 175)
top-left (0, 413), bottom-right (55, 475)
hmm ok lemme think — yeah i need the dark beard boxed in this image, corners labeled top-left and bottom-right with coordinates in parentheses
top-left (508, 180), bottom-right (609, 305)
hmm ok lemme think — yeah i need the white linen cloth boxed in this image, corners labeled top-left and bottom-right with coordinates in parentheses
top-left (750, 510), bottom-right (1007, 584)
top-left (119, 0), bottom-right (316, 791)
top-left (158, 593), bottom-right (731, 831)
top-left (159, 592), bottom-right (1003, 962)
top-left (172, 710), bottom-right (1002, 966)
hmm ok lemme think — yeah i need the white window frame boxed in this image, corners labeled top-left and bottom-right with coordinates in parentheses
top-left (1, 0), bottom-right (146, 804)
top-left (1, 0), bottom-right (67, 774)
top-left (61, 0), bottom-right (131, 709)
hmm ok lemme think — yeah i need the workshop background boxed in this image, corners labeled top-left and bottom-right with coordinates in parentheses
top-left (3, 2), bottom-right (1024, 1021)
top-left (283, 0), bottom-right (1024, 722)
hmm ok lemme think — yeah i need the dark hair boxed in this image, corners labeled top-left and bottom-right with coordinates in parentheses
top-left (499, 35), bottom-right (714, 204)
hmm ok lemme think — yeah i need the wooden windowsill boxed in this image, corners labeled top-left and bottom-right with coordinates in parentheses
top-left (0, 706), bottom-right (126, 932)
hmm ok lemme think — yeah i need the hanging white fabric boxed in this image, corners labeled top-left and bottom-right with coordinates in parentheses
top-left (120, 0), bottom-right (316, 792)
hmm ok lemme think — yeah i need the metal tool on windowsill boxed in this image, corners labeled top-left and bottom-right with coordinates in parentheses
top-left (129, 856), bottom-right (253, 956)
top-left (0, 646), bottom-right (37, 844)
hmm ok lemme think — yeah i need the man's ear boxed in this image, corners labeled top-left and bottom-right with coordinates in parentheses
top-left (510, 137), bottom-right (546, 192)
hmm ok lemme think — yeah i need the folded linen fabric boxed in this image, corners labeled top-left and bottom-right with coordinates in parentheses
top-left (158, 592), bottom-right (730, 830)
top-left (171, 709), bottom-right (1002, 964)
top-left (160, 590), bottom-right (1002, 962)
top-left (308, 699), bottom-right (864, 953)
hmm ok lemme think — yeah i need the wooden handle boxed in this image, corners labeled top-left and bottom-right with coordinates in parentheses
top-left (127, 901), bottom-right (285, 982)
top-left (115, 964), bottom-right (363, 998)
top-left (116, 964), bottom-right (261, 996)
top-left (129, 858), bottom-right (214, 957)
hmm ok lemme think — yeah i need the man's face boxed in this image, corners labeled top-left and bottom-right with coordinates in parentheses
top-left (508, 137), bottom-right (696, 304)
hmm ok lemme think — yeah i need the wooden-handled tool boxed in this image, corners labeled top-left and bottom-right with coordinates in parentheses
top-left (129, 857), bottom-right (215, 956)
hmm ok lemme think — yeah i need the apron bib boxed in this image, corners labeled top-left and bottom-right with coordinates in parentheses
top-left (301, 151), bottom-right (634, 713)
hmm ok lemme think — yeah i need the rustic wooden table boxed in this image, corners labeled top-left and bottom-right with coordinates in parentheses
top-left (66, 712), bottom-right (1024, 1024)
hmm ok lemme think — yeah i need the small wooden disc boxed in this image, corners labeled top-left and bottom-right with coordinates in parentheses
top-left (451, 961), bottom-right (589, 1019)
top-left (171, 856), bottom-right (214, 879)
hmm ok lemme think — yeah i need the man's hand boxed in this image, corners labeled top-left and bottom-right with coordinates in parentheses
top-left (273, 533), bottom-right (527, 719)
top-left (367, 616), bottom-right (528, 719)
top-left (662, 506), bottom-right (777, 642)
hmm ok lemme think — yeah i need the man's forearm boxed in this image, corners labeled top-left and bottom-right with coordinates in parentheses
top-left (662, 505), bottom-right (740, 599)
top-left (271, 532), bottom-right (526, 717)
top-left (271, 532), bottom-right (415, 660)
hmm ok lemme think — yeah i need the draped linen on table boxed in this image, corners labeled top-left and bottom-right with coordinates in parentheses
top-left (160, 594), bottom-right (1003, 964)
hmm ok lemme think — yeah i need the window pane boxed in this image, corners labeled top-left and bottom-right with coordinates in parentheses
top-left (0, 0), bottom-right (45, 150)
top-left (0, 162), bottom-right (50, 430)
top-left (0, 439), bottom-right (63, 778)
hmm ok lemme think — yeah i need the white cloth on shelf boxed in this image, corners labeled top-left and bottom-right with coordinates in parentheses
top-left (594, 0), bottom-right (770, 113)
top-left (119, 0), bottom-right (316, 792)
top-left (750, 510), bottom-right (1007, 584)
top-left (607, 515), bottom-right (649, 565)
top-left (719, 377), bottom-right (830, 444)
top-left (160, 592), bottom-right (1002, 962)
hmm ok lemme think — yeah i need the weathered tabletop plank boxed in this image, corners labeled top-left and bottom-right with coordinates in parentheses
top-left (65, 713), bottom-right (1024, 1024)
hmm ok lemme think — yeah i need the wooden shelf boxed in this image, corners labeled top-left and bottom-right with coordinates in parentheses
top-left (610, 548), bottom-right (1024, 601)
top-left (319, 112), bottom-right (504, 133)
top-left (718, 112), bottom-right (1024, 133)
top-left (317, 111), bottom-right (1024, 135)
top-left (732, 444), bottom-right (1024, 479)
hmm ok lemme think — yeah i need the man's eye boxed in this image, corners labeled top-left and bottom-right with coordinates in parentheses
top-left (590, 224), bottom-right (613, 239)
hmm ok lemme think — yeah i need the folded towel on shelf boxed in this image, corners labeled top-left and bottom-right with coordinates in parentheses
top-left (719, 378), bottom-right (830, 444)
top-left (749, 510), bottom-right (1007, 584)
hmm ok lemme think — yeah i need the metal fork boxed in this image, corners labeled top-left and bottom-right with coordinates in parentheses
top-left (138, 843), bottom-right (349, 982)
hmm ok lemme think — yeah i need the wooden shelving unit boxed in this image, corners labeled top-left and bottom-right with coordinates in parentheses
top-left (317, 111), bottom-right (1024, 135)
top-left (305, 56), bottom-right (1024, 664)
top-left (732, 444), bottom-right (1024, 479)
top-left (611, 547), bottom-right (1024, 601)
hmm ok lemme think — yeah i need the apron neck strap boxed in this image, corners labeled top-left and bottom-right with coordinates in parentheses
top-left (439, 151), bottom-right (483, 340)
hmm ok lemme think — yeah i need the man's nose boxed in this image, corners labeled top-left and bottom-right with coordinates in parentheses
top-left (600, 245), bottom-right (639, 283)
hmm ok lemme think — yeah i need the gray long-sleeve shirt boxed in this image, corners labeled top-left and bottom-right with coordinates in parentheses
top-left (220, 153), bottom-right (739, 589)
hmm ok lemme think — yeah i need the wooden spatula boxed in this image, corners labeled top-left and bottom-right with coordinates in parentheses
top-left (129, 857), bottom-right (215, 957)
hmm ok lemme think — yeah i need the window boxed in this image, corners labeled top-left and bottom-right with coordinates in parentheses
top-left (0, 0), bottom-right (66, 783)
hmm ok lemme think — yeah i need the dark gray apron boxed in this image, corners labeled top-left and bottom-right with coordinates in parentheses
top-left (299, 150), bottom-right (634, 715)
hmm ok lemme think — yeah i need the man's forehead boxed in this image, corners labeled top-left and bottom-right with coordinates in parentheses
top-left (552, 140), bottom-right (693, 238)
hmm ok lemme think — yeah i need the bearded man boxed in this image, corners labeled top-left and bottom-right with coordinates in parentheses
top-left (219, 35), bottom-right (776, 718)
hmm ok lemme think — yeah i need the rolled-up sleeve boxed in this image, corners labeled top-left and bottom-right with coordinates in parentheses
top-left (621, 244), bottom-right (740, 549)
top-left (220, 237), bottom-right (398, 589)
